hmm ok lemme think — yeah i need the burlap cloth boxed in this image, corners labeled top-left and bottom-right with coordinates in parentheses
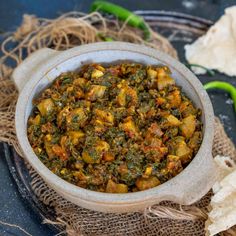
top-left (0, 13), bottom-right (236, 236)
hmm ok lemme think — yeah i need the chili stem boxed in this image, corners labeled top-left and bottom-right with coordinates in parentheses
top-left (97, 33), bottom-right (114, 41)
top-left (204, 81), bottom-right (236, 112)
top-left (91, 0), bottom-right (151, 40)
top-left (186, 63), bottom-right (215, 76)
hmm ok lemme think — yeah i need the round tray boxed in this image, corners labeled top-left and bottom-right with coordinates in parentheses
top-left (3, 10), bottom-right (235, 235)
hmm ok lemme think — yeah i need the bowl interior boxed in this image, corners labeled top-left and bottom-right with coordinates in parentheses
top-left (24, 50), bottom-right (205, 131)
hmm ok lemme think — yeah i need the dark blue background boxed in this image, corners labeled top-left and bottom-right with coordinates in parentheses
top-left (0, 0), bottom-right (235, 235)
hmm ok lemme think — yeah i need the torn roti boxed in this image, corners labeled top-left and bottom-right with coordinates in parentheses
top-left (185, 6), bottom-right (236, 76)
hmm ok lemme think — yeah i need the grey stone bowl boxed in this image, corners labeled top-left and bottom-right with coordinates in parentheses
top-left (13, 42), bottom-right (217, 213)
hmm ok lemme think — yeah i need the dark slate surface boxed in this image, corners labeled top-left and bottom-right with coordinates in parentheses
top-left (0, 0), bottom-right (235, 235)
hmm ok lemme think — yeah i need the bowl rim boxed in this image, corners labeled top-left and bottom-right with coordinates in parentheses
top-left (15, 42), bottom-right (214, 205)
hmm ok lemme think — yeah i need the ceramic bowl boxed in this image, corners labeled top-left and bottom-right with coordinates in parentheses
top-left (13, 42), bottom-right (217, 213)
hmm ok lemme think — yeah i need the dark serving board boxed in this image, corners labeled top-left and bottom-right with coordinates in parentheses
top-left (3, 10), bottom-right (236, 235)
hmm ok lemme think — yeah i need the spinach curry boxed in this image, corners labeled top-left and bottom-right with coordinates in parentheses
top-left (27, 63), bottom-right (202, 193)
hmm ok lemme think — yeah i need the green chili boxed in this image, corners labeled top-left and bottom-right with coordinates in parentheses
top-left (204, 81), bottom-right (236, 112)
top-left (186, 63), bottom-right (215, 76)
top-left (103, 36), bottom-right (114, 42)
top-left (91, 0), bottom-right (151, 40)
top-left (97, 33), bottom-right (114, 41)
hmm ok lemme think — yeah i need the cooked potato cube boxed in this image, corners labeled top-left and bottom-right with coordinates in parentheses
top-left (147, 123), bottom-right (163, 137)
top-left (188, 131), bottom-right (202, 152)
top-left (144, 134), bottom-right (162, 148)
top-left (144, 166), bottom-right (152, 176)
top-left (156, 67), bottom-right (167, 76)
top-left (136, 176), bottom-right (160, 191)
top-left (179, 101), bottom-right (189, 112)
top-left (60, 168), bottom-right (67, 175)
top-left (117, 88), bottom-right (126, 107)
top-left (103, 152), bottom-right (115, 162)
top-left (183, 105), bottom-right (197, 118)
top-left (67, 130), bottom-right (85, 145)
top-left (121, 116), bottom-right (139, 138)
top-left (82, 140), bottom-right (110, 164)
top-left (165, 115), bottom-right (182, 127)
top-left (95, 140), bottom-right (110, 153)
top-left (118, 163), bottom-right (128, 175)
top-left (94, 109), bottom-right (114, 125)
top-left (75, 88), bottom-right (84, 99)
top-left (74, 161), bottom-right (84, 170)
top-left (37, 98), bottom-right (54, 116)
top-left (167, 154), bottom-right (180, 162)
top-left (163, 127), bottom-right (178, 142)
top-left (82, 151), bottom-right (100, 164)
top-left (73, 77), bottom-right (87, 88)
top-left (117, 87), bottom-right (138, 107)
top-left (52, 144), bottom-right (68, 161)
top-left (176, 141), bottom-right (192, 162)
top-left (94, 119), bottom-right (106, 133)
top-left (147, 68), bottom-right (157, 79)
top-left (179, 115), bottom-right (196, 138)
top-left (157, 76), bottom-right (175, 90)
top-left (127, 105), bottom-right (136, 115)
top-left (95, 65), bottom-right (105, 72)
top-left (166, 155), bottom-right (182, 175)
top-left (156, 97), bottom-right (166, 106)
top-left (66, 108), bottom-right (87, 128)
top-left (127, 87), bottom-right (138, 106)
top-left (44, 134), bottom-right (54, 158)
top-left (86, 85), bottom-right (106, 101)
top-left (91, 69), bottom-right (104, 79)
top-left (57, 106), bottom-right (70, 127)
top-left (29, 114), bottom-right (41, 125)
top-left (167, 90), bottom-right (181, 108)
top-left (66, 86), bottom-right (74, 93)
top-left (60, 135), bottom-right (69, 151)
top-left (116, 183), bottom-right (128, 193)
top-left (73, 170), bottom-right (88, 181)
top-left (166, 136), bottom-right (185, 155)
top-left (106, 180), bottom-right (128, 193)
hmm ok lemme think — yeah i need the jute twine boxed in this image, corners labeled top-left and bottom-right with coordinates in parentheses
top-left (0, 12), bottom-right (235, 236)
